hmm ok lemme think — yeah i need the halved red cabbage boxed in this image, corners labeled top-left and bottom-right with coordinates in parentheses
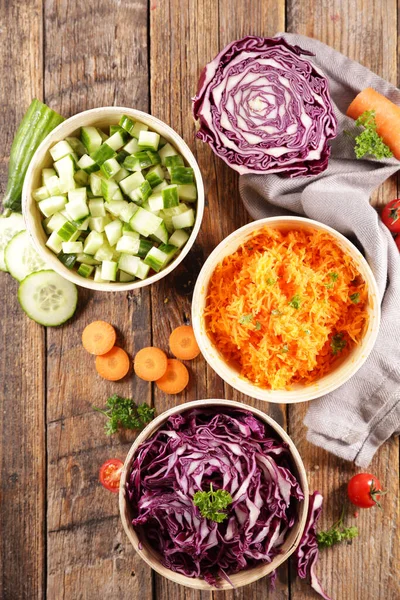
top-left (294, 491), bottom-right (332, 600)
top-left (126, 408), bottom-right (304, 586)
top-left (193, 36), bottom-right (337, 177)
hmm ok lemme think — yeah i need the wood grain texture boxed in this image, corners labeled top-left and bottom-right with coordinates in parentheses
top-left (0, 2), bottom-right (46, 600)
top-left (286, 1), bottom-right (400, 599)
top-left (43, 1), bottom-right (153, 598)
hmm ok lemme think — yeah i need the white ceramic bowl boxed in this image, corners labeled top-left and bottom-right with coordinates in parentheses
top-left (22, 107), bottom-right (204, 291)
top-left (119, 399), bottom-right (309, 590)
top-left (192, 217), bottom-right (380, 404)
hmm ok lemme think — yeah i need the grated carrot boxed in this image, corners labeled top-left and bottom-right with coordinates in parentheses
top-left (204, 227), bottom-right (369, 390)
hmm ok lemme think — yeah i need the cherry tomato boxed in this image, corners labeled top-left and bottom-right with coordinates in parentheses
top-left (347, 473), bottom-right (386, 509)
top-left (395, 235), bottom-right (400, 251)
top-left (381, 199), bottom-right (400, 233)
top-left (99, 458), bottom-right (124, 493)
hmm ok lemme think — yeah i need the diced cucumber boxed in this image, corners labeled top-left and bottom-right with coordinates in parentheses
top-left (133, 180), bottom-right (152, 203)
top-left (97, 128), bottom-right (109, 143)
top-left (165, 154), bottom-right (184, 168)
top-left (95, 242), bottom-right (114, 262)
top-left (138, 130), bottom-right (160, 151)
top-left (91, 143), bottom-right (117, 165)
top-left (88, 216), bottom-right (111, 233)
top-left (144, 244), bottom-right (177, 272)
top-left (120, 202), bottom-right (139, 223)
top-left (74, 169), bottom-right (89, 187)
top-left (153, 180), bottom-right (168, 193)
top-left (159, 143), bottom-right (178, 165)
top-left (4, 230), bottom-right (46, 281)
top-left (146, 150), bottom-right (161, 165)
top-left (116, 235), bottom-right (140, 255)
top-left (142, 200), bottom-right (159, 216)
top-left (50, 140), bottom-right (74, 162)
top-left (177, 184), bottom-right (197, 202)
top-left (104, 219), bottom-right (122, 246)
top-left (45, 175), bottom-right (65, 196)
top-left (100, 157), bottom-right (121, 179)
top-left (112, 188), bottom-right (124, 201)
top-left (77, 263), bottom-right (94, 278)
top-left (105, 130), bottom-right (129, 151)
top-left (159, 204), bottom-right (188, 232)
top-left (135, 260), bottom-right (151, 280)
top-left (129, 207), bottom-right (163, 237)
top-left (162, 184), bottom-right (179, 208)
top-left (119, 115), bottom-right (135, 135)
top-left (124, 151), bottom-right (153, 172)
top-left (146, 164), bottom-right (165, 188)
top-left (118, 254), bottom-right (140, 276)
top-left (113, 167), bottom-right (129, 183)
top-left (54, 154), bottom-right (76, 181)
top-left (101, 260), bottom-right (118, 281)
top-left (88, 198), bottom-right (106, 217)
top-left (18, 270), bottom-right (78, 326)
top-left (83, 231), bottom-right (104, 255)
top-left (172, 208), bottom-right (195, 229)
top-left (32, 186), bottom-right (50, 202)
top-left (136, 239), bottom-right (154, 258)
top-left (101, 178), bottom-right (119, 201)
top-left (170, 166), bottom-right (194, 184)
top-left (105, 200), bottom-right (129, 218)
top-left (116, 149), bottom-right (129, 164)
top-left (68, 187), bottom-right (87, 203)
top-left (65, 200), bottom-right (89, 221)
top-left (81, 126), bottom-right (102, 154)
top-left (168, 229), bottom-right (189, 248)
top-left (76, 253), bottom-right (101, 266)
top-left (62, 241), bottom-right (83, 254)
top-left (77, 154), bottom-right (99, 174)
top-left (148, 193), bottom-right (164, 212)
top-left (89, 172), bottom-right (104, 196)
top-left (39, 196), bottom-right (67, 217)
top-left (46, 231), bottom-right (64, 254)
top-left (77, 217), bottom-right (90, 231)
top-left (123, 137), bottom-right (140, 154)
top-left (151, 221), bottom-right (169, 244)
top-left (119, 171), bottom-right (145, 195)
top-left (66, 136), bottom-right (86, 157)
top-left (94, 266), bottom-right (106, 282)
top-left (119, 270), bottom-right (135, 282)
top-left (47, 212), bottom-right (68, 233)
top-left (57, 221), bottom-right (78, 241)
top-left (58, 251), bottom-right (77, 269)
top-left (42, 168), bottom-right (57, 185)
top-left (131, 121), bottom-right (148, 139)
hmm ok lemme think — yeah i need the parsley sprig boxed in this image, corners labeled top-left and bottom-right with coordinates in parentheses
top-left (347, 110), bottom-right (393, 160)
top-left (93, 394), bottom-right (155, 436)
top-left (317, 508), bottom-right (358, 548)
top-left (193, 484), bottom-right (233, 523)
top-left (331, 333), bottom-right (347, 356)
top-left (288, 294), bottom-right (301, 309)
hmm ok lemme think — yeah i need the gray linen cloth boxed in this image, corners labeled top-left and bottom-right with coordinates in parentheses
top-left (239, 33), bottom-right (400, 467)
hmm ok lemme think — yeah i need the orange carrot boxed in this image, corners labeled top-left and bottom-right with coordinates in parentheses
top-left (169, 325), bottom-right (201, 361)
top-left (134, 347), bottom-right (168, 381)
top-left (155, 359), bottom-right (189, 394)
top-left (347, 88), bottom-right (400, 159)
top-left (82, 321), bottom-right (116, 355)
top-left (95, 346), bottom-right (130, 381)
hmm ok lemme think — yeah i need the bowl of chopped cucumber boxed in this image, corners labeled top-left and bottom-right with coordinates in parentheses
top-left (22, 107), bottom-right (204, 291)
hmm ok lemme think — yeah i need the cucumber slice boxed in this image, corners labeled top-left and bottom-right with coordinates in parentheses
top-left (81, 126), bottom-right (102, 154)
top-left (138, 130), bottom-right (160, 151)
top-left (50, 140), bottom-right (74, 162)
top-left (168, 229), bottom-right (189, 248)
top-left (129, 207), bottom-right (162, 237)
top-left (32, 186), bottom-right (50, 202)
top-left (18, 270), bottom-right (78, 326)
top-left (5, 230), bottom-right (46, 281)
top-left (101, 260), bottom-right (118, 281)
top-left (172, 208), bottom-right (195, 229)
top-left (0, 212), bottom-right (26, 271)
top-left (177, 184), bottom-right (197, 202)
top-left (159, 143), bottom-right (178, 165)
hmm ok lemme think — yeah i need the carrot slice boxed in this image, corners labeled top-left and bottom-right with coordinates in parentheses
top-left (155, 359), bottom-right (189, 394)
top-left (169, 325), bottom-right (201, 361)
top-left (95, 346), bottom-right (130, 381)
top-left (134, 347), bottom-right (168, 381)
top-left (347, 88), bottom-right (400, 159)
top-left (82, 321), bottom-right (116, 355)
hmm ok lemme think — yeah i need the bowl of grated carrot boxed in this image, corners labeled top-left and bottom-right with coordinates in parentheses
top-left (192, 217), bottom-right (380, 403)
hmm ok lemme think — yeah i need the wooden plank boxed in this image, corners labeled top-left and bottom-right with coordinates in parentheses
top-left (286, 1), bottom-right (400, 598)
top-left (43, 1), bottom-right (153, 598)
top-left (150, 1), bottom-right (286, 598)
top-left (0, 2), bottom-right (46, 599)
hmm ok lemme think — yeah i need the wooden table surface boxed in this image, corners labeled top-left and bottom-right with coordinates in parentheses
top-left (1, 1), bottom-right (399, 599)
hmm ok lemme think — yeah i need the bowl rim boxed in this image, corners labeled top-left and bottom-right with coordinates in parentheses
top-left (22, 106), bottom-right (204, 292)
top-left (119, 398), bottom-right (309, 590)
top-left (191, 216), bottom-right (381, 404)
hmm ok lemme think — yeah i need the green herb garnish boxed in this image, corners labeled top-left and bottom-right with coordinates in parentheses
top-left (288, 294), bottom-right (301, 309)
top-left (239, 313), bottom-right (253, 324)
top-left (304, 328), bottom-right (311, 335)
top-left (255, 320), bottom-right (262, 331)
top-left (350, 292), bottom-right (360, 304)
top-left (329, 272), bottom-right (339, 282)
top-left (348, 110), bottom-right (393, 160)
top-left (317, 508), bottom-right (359, 548)
top-left (331, 333), bottom-right (347, 356)
top-left (193, 484), bottom-right (233, 523)
top-left (266, 277), bottom-right (276, 285)
top-left (93, 394), bottom-right (155, 436)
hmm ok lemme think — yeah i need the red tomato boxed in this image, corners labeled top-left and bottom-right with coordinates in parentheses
top-left (381, 199), bottom-right (400, 233)
top-left (347, 473), bottom-right (385, 509)
top-left (395, 235), bottom-right (400, 251)
top-left (99, 458), bottom-right (124, 493)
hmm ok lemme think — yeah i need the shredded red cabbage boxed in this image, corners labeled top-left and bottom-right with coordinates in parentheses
top-left (193, 36), bottom-right (337, 177)
top-left (294, 491), bottom-right (332, 600)
top-left (126, 408), bottom-right (304, 586)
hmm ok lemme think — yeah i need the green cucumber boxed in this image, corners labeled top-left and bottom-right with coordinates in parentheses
top-left (0, 212), bottom-right (26, 271)
top-left (18, 270), bottom-right (78, 326)
top-left (5, 230), bottom-right (46, 281)
top-left (4, 99), bottom-right (64, 212)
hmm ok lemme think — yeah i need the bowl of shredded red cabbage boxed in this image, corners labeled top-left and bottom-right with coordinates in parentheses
top-left (120, 399), bottom-right (319, 590)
